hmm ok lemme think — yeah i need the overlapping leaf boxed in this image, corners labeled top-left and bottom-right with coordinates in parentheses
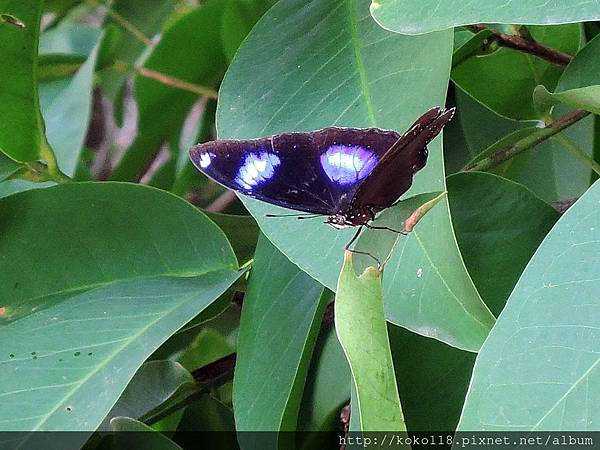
top-left (234, 236), bottom-right (326, 449)
top-left (369, 0), bottom-right (600, 35)
top-left (217, 0), bottom-right (494, 351)
top-left (0, 183), bottom-right (240, 440)
top-left (458, 180), bottom-right (600, 431)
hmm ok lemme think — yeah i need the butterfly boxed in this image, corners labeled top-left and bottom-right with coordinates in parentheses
top-left (190, 107), bottom-right (455, 263)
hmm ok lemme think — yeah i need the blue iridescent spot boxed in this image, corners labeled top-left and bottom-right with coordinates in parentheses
top-left (320, 145), bottom-right (378, 185)
top-left (235, 151), bottom-right (281, 190)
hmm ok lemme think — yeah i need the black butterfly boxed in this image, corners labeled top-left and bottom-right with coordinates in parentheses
top-left (190, 107), bottom-right (454, 261)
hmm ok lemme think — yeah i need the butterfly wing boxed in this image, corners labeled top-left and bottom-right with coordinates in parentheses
top-left (189, 127), bottom-right (401, 215)
top-left (349, 107), bottom-right (455, 214)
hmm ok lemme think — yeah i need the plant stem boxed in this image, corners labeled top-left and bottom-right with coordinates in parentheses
top-left (37, 142), bottom-right (72, 183)
top-left (86, 0), bottom-right (152, 46)
top-left (468, 24), bottom-right (572, 67)
top-left (464, 109), bottom-right (590, 172)
top-left (552, 133), bottom-right (600, 177)
top-left (114, 61), bottom-right (219, 99)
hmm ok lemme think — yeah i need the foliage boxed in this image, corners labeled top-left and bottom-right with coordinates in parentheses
top-left (0, 0), bottom-right (599, 447)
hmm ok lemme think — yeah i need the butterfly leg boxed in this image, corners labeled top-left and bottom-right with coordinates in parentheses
top-left (365, 224), bottom-right (407, 235)
top-left (344, 227), bottom-right (382, 268)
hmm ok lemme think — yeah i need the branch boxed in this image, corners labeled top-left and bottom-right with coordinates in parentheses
top-left (464, 109), bottom-right (590, 172)
top-left (113, 61), bottom-right (219, 99)
top-left (468, 24), bottom-right (572, 67)
top-left (86, 0), bottom-right (153, 46)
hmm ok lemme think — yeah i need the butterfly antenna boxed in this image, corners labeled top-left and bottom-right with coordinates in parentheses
top-left (265, 213), bottom-right (320, 219)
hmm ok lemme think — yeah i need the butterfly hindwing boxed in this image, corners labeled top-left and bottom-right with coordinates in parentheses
top-left (189, 127), bottom-right (401, 215)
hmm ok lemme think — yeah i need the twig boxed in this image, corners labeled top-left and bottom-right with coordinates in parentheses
top-left (86, 0), bottom-right (153, 46)
top-left (114, 61), bottom-right (219, 99)
top-left (464, 109), bottom-right (590, 172)
top-left (468, 24), bottom-right (572, 67)
top-left (205, 190), bottom-right (237, 212)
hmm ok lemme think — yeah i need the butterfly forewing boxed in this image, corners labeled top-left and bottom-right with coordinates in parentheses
top-left (349, 107), bottom-right (455, 215)
top-left (189, 127), bottom-right (401, 215)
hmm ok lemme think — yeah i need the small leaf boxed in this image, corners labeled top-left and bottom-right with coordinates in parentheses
top-left (452, 25), bottom-right (580, 121)
top-left (40, 31), bottom-right (104, 176)
top-left (335, 252), bottom-right (405, 433)
top-left (370, 0), bottom-right (600, 35)
top-left (101, 360), bottom-right (194, 430)
top-left (111, 417), bottom-right (183, 449)
top-left (533, 33), bottom-right (600, 116)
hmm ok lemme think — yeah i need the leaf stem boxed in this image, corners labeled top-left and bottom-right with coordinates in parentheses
top-left (86, 0), bottom-right (153, 46)
top-left (464, 109), bottom-right (590, 172)
top-left (468, 24), bottom-right (572, 67)
top-left (114, 61), bottom-right (219, 99)
top-left (552, 133), bottom-right (600, 177)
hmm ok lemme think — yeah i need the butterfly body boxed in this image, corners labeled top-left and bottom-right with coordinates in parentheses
top-left (189, 107), bottom-right (454, 230)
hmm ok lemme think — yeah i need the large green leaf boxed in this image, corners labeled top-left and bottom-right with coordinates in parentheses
top-left (216, 0), bottom-right (494, 351)
top-left (369, 0), bottom-right (600, 35)
top-left (448, 172), bottom-right (559, 315)
top-left (0, 182), bottom-right (237, 321)
top-left (0, 274), bottom-right (241, 435)
top-left (335, 253), bottom-right (405, 432)
top-left (452, 25), bottom-right (580, 121)
top-left (458, 179), bottom-right (600, 431)
top-left (0, 183), bottom-right (240, 438)
top-left (0, 0), bottom-right (48, 162)
top-left (234, 236), bottom-right (326, 449)
top-left (111, 1), bottom-right (227, 181)
top-left (389, 325), bottom-right (475, 432)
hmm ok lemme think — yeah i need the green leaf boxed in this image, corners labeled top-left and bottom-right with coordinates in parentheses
top-left (534, 33), bottom-right (600, 115)
top-left (0, 182), bottom-right (237, 322)
top-left (101, 360), bottom-right (194, 430)
top-left (452, 25), bottom-right (580, 120)
top-left (0, 183), bottom-right (241, 437)
top-left (0, 152), bottom-right (23, 182)
top-left (40, 32), bottom-right (103, 176)
top-left (217, 0), bottom-right (493, 351)
top-left (457, 90), bottom-right (593, 203)
top-left (448, 172), bottom-right (559, 316)
top-left (233, 236), bottom-right (326, 448)
top-left (0, 273), bottom-right (240, 436)
top-left (458, 179), bottom-right (600, 431)
top-left (0, 0), bottom-right (48, 162)
top-left (111, 417), bottom-right (183, 449)
top-left (206, 212), bottom-right (260, 265)
top-left (111, 2), bottom-right (227, 181)
top-left (298, 326), bottom-right (351, 449)
top-left (389, 325), bottom-right (475, 432)
top-left (369, 0), bottom-right (600, 35)
top-left (335, 253), bottom-right (405, 433)
top-left (100, 0), bottom-right (177, 103)
top-left (40, 23), bottom-right (100, 56)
